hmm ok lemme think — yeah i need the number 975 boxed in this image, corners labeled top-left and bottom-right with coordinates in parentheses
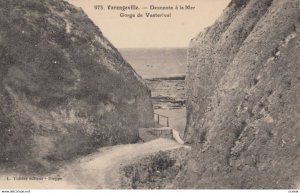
top-left (94, 5), bottom-right (104, 10)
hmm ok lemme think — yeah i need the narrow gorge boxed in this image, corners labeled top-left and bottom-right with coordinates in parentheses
top-left (0, 0), bottom-right (299, 190)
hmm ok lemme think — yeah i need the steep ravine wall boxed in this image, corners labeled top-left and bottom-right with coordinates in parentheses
top-left (0, 0), bottom-right (154, 173)
top-left (181, 0), bottom-right (300, 188)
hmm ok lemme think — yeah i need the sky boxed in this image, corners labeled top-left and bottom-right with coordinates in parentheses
top-left (67, 0), bottom-right (230, 48)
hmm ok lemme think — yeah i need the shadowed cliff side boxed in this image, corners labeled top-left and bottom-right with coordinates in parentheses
top-left (0, 0), bottom-right (154, 173)
top-left (181, 0), bottom-right (300, 188)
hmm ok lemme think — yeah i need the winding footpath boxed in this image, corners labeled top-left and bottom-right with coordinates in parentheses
top-left (0, 138), bottom-right (189, 189)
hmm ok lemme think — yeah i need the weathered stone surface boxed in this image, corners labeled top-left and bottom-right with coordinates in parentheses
top-left (182, 0), bottom-right (300, 188)
top-left (0, 0), bottom-right (154, 173)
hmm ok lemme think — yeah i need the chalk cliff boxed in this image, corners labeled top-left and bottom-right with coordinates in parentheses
top-left (182, 0), bottom-right (300, 188)
top-left (0, 0), bottom-right (154, 173)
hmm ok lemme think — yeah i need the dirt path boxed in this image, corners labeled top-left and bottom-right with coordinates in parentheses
top-left (0, 138), bottom-right (189, 189)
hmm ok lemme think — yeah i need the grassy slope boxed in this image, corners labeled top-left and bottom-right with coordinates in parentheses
top-left (0, 0), bottom-right (154, 174)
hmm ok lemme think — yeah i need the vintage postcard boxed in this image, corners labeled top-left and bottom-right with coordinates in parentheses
top-left (0, 0), bottom-right (299, 191)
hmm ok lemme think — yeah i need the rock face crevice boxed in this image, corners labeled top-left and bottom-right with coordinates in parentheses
top-left (182, 0), bottom-right (300, 188)
top-left (0, 0), bottom-right (154, 173)
top-left (185, 0), bottom-right (274, 143)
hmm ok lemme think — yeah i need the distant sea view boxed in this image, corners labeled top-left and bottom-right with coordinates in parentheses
top-left (119, 48), bottom-right (187, 79)
top-left (119, 48), bottom-right (187, 135)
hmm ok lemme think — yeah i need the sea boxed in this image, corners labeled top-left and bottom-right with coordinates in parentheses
top-left (119, 48), bottom-right (187, 136)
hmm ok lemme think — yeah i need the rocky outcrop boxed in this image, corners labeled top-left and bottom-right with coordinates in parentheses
top-left (182, 0), bottom-right (300, 188)
top-left (0, 0), bottom-right (154, 173)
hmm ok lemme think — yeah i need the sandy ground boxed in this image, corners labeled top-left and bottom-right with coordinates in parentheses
top-left (0, 138), bottom-right (189, 189)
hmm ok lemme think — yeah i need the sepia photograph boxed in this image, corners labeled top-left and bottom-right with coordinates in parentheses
top-left (0, 0), bottom-right (299, 191)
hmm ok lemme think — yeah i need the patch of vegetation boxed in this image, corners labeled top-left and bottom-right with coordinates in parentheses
top-left (121, 148), bottom-right (188, 189)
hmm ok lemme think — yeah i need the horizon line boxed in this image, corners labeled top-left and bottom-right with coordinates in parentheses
top-left (117, 46), bottom-right (188, 49)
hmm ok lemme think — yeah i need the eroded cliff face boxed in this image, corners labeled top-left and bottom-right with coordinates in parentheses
top-left (182, 0), bottom-right (300, 188)
top-left (0, 0), bottom-right (154, 173)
